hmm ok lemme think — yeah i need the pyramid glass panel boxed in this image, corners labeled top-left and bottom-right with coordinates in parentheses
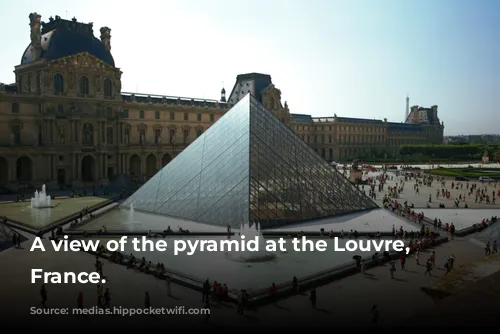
top-left (248, 96), bottom-right (377, 228)
top-left (122, 95), bottom-right (252, 227)
top-left (122, 93), bottom-right (377, 229)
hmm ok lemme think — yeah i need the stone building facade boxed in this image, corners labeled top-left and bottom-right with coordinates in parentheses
top-left (0, 13), bottom-right (444, 190)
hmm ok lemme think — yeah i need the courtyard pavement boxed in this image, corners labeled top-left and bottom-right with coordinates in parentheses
top-left (363, 171), bottom-right (499, 210)
top-left (0, 229), bottom-right (490, 328)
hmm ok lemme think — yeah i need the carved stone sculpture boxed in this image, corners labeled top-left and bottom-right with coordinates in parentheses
top-left (106, 127), bottom-right (113, 144)
top-left (23, 76), bottom-right (32, 92)
top-left (0, 83), bottom-right (5, 93)
top-left (58, 126), bottom-right (65, 143)
top-left (124, 130), bottom-right (130, 144)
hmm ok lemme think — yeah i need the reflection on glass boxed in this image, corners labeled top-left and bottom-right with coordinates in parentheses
top-left (248, 98), bottom-right (377, 228)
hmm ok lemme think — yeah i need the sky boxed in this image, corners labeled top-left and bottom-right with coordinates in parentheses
top-left (1, 0), bottom-right (499, 135)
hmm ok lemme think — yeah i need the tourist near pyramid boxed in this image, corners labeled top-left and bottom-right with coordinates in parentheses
top-left (122, 94), bottom-right (377, 229)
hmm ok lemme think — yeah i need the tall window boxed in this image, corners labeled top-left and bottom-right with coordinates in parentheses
top-left (103, 79), bottom-right (112, 97)
top-left (79, 76), bottom-right (89, 94)
top-left (155, 111), bottom-right (160, 120)
top-left (196, 128), bottom-right (202, 137)
top-left (139, 129), bottom-right (146, 143)
top-left (184, 113), bottom-right (188, 121)
top-left (169, 128), bottom-right (176, 143)
top-left (210, 114), bottom-right (214, 122)
top-left (11, 103), bottom-right (19, 114)
top-left (170, 111), bottom-right (175, 120)
top-left (183, 129), bottom-right (189, 143)
top-left (139, 110), bottom-right (144, 119)
top-left (54, 73), bottom-right (64, 93)
top-left (197, 113), bottom-right (201, 121)
top-left (155, 129), bottom-right (161, 144)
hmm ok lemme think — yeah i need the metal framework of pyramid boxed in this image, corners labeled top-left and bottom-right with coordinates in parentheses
top-left (122, 94), bottom-right (378, 229)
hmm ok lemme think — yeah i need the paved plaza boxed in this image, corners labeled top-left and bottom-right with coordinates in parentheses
top-left (358, 170), bottom-right (499, 210)
top-left (0, 228), bottom-right (490, 328)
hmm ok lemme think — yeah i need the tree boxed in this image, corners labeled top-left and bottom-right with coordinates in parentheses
top-left (494, 150), bottom-right (500, 162)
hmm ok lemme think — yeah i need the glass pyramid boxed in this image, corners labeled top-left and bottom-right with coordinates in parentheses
top-left (122, 94), bottom-right (378, 229)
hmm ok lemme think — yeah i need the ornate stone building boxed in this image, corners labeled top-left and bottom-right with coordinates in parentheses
top-left (0, 13), bottom-right (444, 190)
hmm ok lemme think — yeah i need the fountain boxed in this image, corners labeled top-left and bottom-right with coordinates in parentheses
top-left (30, 184), bottom-right (52, 209)
top-left (128, 203), bottom-right (135, 224)
top-left (228, 222), bottom-right (276, 263)
top-left (125, 203), bottom-right (142, 230)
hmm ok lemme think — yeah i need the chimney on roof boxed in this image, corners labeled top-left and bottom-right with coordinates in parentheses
top-left (220, 87), bottom-right (226, 102)
top-left (29, 12), bottom-right (42, 60)
top-left (100, 26), bottom-right (111, 52)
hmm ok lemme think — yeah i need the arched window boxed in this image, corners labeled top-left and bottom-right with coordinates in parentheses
top-left (103, 79), bottom-right (112, 97)
top-left (79, 76), bottom-right (89, 95)
top-left (54, 73), bottom-right (64, 93)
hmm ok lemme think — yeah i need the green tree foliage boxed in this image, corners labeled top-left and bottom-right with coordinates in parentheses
top-left (399, 144), bottom-right (500, 159)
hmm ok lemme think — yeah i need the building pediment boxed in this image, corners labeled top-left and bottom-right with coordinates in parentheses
top-left (48, 52), bottom-right (118, 72)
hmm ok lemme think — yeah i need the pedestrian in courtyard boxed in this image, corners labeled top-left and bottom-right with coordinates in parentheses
top-left (485, 241), bottom-right (491, 256)
top-left (77, 292), bottom-right (83, 309)
top-left (389, 261), bottom-right (396, 279)
top-left (97, 284), bottom-right (103, 307)
top-left (309, 288), bottom-right (317, 309)
top-left (145, 292), bottom-right (150, 308)
top-left (415, 250), bottom-right (420, 265)
top-left (400, 254), bottom-right (406, 270)
top-left (237, 289), bottom-right (245, 315)
top-left (424, 259), bottom-right (433, 276)
top-left (493, 241), bottom-right (497, 254)
top-left (202, 279), bottom-right (210, 302)
top-left (16, 233), bottom-right (21, 248)
top-left (165, 274), bottom-right (172, 296)
top-left (360, 260), bottom-right (366, 276)
top-left (372, 305), bottom-right (379, 325)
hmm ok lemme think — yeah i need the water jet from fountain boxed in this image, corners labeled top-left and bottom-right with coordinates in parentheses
top-left (30, 184), bottom-right (52, 208)
top-left (228, 222), bottom-right (276, 263)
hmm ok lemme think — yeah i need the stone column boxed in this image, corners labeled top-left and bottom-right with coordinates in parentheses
top-left (52, 121), bottom-right (57, 144)
top-left (102, 122), bottom-right (107, 145)
top-left (104, 154), bottom-right (108, 180)
top-left (78, 155), bottom-right (82, 180)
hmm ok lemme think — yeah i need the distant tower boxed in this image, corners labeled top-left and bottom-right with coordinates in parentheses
top-left (405, 94), bottom-right (410, 122)
top-left (220, 87), bottom-right (226, 102)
